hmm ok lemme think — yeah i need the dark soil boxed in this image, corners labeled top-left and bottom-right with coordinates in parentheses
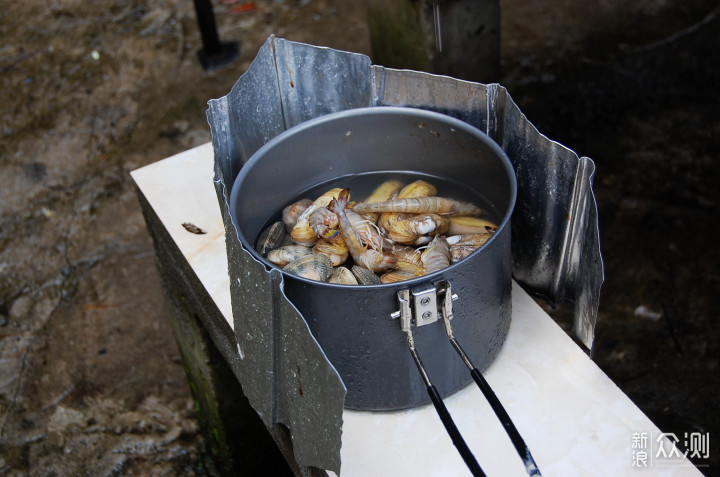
top-left (1, 0), bottom-right (718, 475)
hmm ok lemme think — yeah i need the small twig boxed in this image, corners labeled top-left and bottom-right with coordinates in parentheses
top-left (625, 5), bottom-right (720, 55)
top-left (41, 385), bottom-right (76, 411)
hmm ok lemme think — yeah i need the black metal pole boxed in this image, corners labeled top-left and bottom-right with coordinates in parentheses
top-left (192, 0), bottom-right (239, 71)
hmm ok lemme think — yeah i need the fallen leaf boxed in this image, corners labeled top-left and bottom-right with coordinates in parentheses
top-left (182, 222), bottom-right (207, 234)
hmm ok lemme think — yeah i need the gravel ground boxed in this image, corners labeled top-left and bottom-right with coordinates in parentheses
top-left (1, 0), bottom-right (718, 475)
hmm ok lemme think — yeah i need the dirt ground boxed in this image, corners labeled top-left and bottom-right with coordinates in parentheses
top-left (1, 0), bottom-right (718, 475)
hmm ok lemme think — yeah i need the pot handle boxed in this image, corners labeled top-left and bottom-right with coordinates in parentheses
top-left (439, 285), bottom-right (542, 476)
top-left (405, 330), bottom-right (486, 476)
top-left (396, 283), bottom-right (542, 476)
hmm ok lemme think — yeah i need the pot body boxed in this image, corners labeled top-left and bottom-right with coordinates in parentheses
top-left (230, 107), bottom-right (516, 410)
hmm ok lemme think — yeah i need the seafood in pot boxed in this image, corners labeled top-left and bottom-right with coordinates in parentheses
top-left (352, 265), bottom-right (383, 285)
top-left (256, 221), bottom-right (285, 256)
top-left (358, 179), bottom-right (403, 223)
top-left (346, 208), bottom-right (393, 252)
top-left (447, 216), bottom-right (498, 235)
top-left (267, 245), bottom-right (314, 267)
top-left (420, 235), bottom-right (452, 274)
top-left (378, 180), bottom-right (436, 234)
top-left (380, 269), bottom-right (419, 284)
top-left (447, 233), bottom-right (494, 262)
top-left (308, 207), bottom-right (340, 239)
top-left (329, 266), bottom-right (358, 285)
top-left (312, 235), bottom-right (349, 266)
top-left (283, 253), bottom-right (334, 281)
top-left (329, 188), bottom-right (398, 273)
top-left (353, 196), bottom-right (483, 217)
top-left (282, 198), bottom-right (313, 232)
top-left (291, 188), bottom-right (343, 246)
top-left (259, 178), bottom-right (497, 284)
top-left (384, 213), bottom-right (449, 245)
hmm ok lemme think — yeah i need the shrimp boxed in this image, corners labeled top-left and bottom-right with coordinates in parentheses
top-left (353, 196), bottom-right (483, 217)
top-left (308, 207), bottom-right (339, 238)
top-left (328, 188), bottom-right (397, 273)
top-left (291, 188), bottom-right (343, 246)
top-left (346, 208), bottom-right (394, 252)
top-left (420, 235), bottom-right (451, 274)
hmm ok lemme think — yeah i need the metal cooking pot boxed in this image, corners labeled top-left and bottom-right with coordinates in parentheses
top-left (229, 106), bottom-right (516, 411)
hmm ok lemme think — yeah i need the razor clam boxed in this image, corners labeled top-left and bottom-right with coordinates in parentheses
top-left (351, 265), bottom-right (382, 285)
top-left (255, 221), bottom-right (286, 256)
top-left (358, 179), bottom-right (403, 223)
top-left (283, 253), bottom-right (333, 282)
top-left (447, 216), bottom-right (498, 235)
top-left (328, 266), bottom-right (358, 285)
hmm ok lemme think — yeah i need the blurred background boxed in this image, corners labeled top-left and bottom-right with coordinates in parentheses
top-left (1, 0), bottom-right (718, 474)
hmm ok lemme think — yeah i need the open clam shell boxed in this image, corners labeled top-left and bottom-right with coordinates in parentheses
top-left (255, 221), bottom-right (286, 256)
top-left (267, 245), bottom-right (314, 267)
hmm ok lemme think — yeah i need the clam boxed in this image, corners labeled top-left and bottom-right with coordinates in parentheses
top-left (351, 265), bottom-right (382, 285)
top-left (255, 221), bottom-right (286, 256)
top-left (283, 253), bottom-right (333, 282)
top-left (267, 245), bottom-right (314, 267)
top-left (312, 236), bottom-right (349, 267)
top-left (328, 266), bottom-right (358, 285)
top-left (282, 198), bottom-right (313, 233)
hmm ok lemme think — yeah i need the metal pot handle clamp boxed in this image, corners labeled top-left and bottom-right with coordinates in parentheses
top-left (393, 280), bottom-right (541, 477)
